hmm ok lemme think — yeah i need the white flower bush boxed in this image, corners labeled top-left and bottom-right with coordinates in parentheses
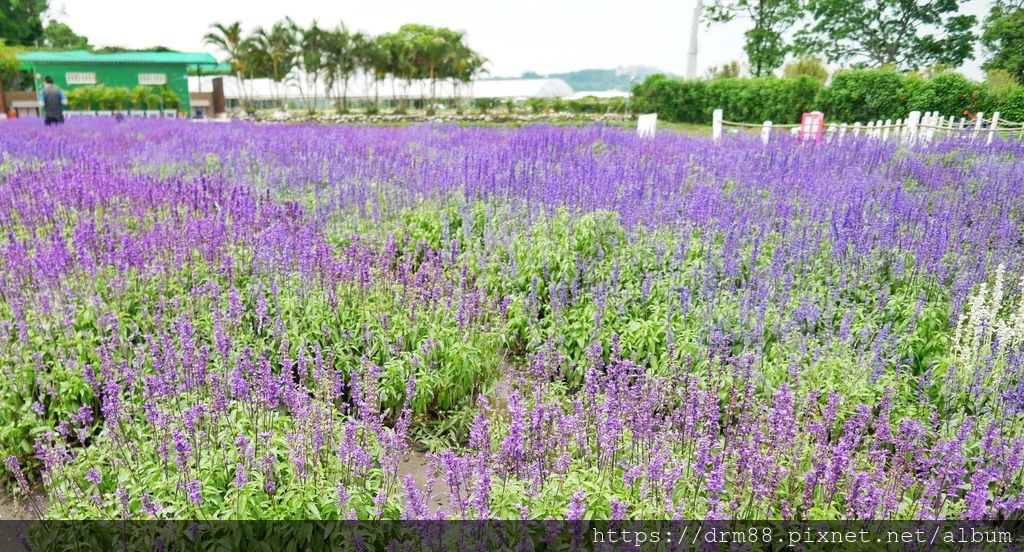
top-left (954, 264), bottom-right (1024, 367)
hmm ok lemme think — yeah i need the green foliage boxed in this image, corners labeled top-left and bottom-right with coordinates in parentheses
top-left (795, 0), bottom-right (977, 70)
top-left (817, 68), bottom-right (909, 122)
top-left (40, 20), bottom-right (90, 49)
top-left (997, 86), bottom-right (1024, 122)
top-left (525, 97), bottom-right (546, 114)
top-left (633, 74), bottom-right (822, 124)
top-left (129, 85), bottom-right (162, 110)
top-left (0, 0), bottom-right (47, 46)
top-left (565, 96), bottom-right (625, 114)
top-left (473, 97), bottom-right (497, 113)
top-left (982, 3), bottom-right (1024, 81)
top-left (66, 85), bottom-right (102, 111)
top-left (636, 68), bottom-right (1019, 125)
top-left (631, 74), bottom-right (709, 123)
top-left (706, 61), bottom-right (742, 79)
top-left (706, 0), bottom-right (803, 77)
top-left (207, 18), bottom-right (486, 112)
top-left (783, 56), bottom-right (828, 82)
top-left (904, 72), bottom-right (991, 119)
top-left (0, 40), bottom-right (23, 91)
top-left (986, 69), bottom-right (1019, 98)
top-left (100, 85), bottom-right (131, 110)
top-left (66, 85), bottom-right (166, 111)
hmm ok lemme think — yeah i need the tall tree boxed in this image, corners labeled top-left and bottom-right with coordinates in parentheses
top-left (794, 0), bottom-right (976, 70)
top-left (41, 20), bottom-right (90, 49)
top-left (1, 40), bottom-right (22, 92)
top-left (981, 1), bottom-right (1024, 81)
top-left (322, 24), bottom-right (359, 112)
top-left (295, 19), bottom-right (327, 113)
top-left (380, 31), bottom-right (415, 111)
top-left (251, 19), bottom-right (299, 106)
top-left (706, 0), bottom-right (803, 77)
top-left (0, 0), bottom-right (48, 46)
top-left (204, 22), bottom-right (251, 107)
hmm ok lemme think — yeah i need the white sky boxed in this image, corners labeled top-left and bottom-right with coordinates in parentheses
top-left (49, 0), bottom-right (992, 80)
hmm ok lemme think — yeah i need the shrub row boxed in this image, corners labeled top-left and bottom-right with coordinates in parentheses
top-left (633, 70), bottom-right (1024, 124)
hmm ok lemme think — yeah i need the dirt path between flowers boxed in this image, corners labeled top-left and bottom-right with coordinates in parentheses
top-left (396, 363), bottom-right (514, 516)
top-left (0, 493), bottom-right (35, 520)
top-left (0, 492), bottom-right (40, 552)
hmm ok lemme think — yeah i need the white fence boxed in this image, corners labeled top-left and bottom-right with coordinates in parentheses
top-left (711, 108), bottom-right (1024, 146)
top-left (64, 110), bottom-right (179, 119)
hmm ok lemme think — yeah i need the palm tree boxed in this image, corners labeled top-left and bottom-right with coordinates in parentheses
top-left (323, 24), bottom-right (359, 113)
top-left (352, 32), bottom-right (381, 111)
top-left (130, 85), bottom-right (161, 111)
top-left (252, 19), bottom-right (299, 107)
top-left (204, 21), bottom-right (249, 108)
top-left (369, 34), bottom-right (394, 110)
top-left (380, 32), bottom-right (414, 112)
top-left (296, 19), bottom-right (327, 113)
top-left (451, 44), bottom-right (487, 109)
top-left (106, 86), bottom-right (132, 112)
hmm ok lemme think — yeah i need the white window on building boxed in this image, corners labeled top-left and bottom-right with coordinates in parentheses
top-left (65, 72), bottom-right (96, 85)
top-left (138, 73), bottom-right (167, 85)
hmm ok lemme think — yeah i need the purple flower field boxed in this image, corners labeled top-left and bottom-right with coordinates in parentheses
top-left (1, 118), bottom-right (1023, 521)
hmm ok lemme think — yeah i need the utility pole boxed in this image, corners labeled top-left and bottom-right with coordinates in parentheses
top-left (685, 0), bottom-right (703, 79)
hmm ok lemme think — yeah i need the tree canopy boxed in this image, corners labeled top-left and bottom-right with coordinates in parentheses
top-left (982, 1), bottom-right (1024, 81)
top-left (0, 0), bottom-right (48, 46)
top-left (793, 0), bottom-right (977, 70)
top-left (706, 0), bottom-right (802, 77)
top-left (205, 19), bottom-right (486, 112)
top-left (41, 20), bottom-right (90, 49)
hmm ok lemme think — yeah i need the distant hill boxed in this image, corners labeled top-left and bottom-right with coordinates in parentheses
top-left (509, 66), bottom-right (681, 93)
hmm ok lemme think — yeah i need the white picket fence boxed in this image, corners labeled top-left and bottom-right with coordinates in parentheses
top-left (64, 110), bottom-right (178, 119)
top-left (711, 108), bottom-right (1024, 146)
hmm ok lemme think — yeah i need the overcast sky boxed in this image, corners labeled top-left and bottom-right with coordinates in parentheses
top-left (49, 0), bottom-right (993, 80)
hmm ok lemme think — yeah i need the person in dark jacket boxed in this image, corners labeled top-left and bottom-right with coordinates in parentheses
top-left (39, 76), bottom-right (66, 126)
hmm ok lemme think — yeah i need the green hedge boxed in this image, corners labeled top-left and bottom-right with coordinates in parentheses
top-left (634, 69), bottom-right (1017, 125)
top-left (816, 69), bottom-right (908, 123)
top-left (1000, 87), bottom-right (1024, 122)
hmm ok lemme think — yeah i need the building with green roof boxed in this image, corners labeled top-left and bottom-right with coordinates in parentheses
top-left (17, 50), bottom-right (218, 115)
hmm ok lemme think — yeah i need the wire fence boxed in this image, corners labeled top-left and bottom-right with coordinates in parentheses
top-left (707, 109), bottom-right (1023, 146)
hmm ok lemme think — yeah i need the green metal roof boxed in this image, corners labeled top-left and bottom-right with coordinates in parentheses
top-left (17, 50), bottom-right (218, 66)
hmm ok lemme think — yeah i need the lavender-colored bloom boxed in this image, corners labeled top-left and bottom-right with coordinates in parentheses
top-left (186, 480), bottom-right (202, 506)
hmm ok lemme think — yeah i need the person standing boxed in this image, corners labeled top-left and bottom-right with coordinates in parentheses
top-left (39, 76), bottom-right (66, 126)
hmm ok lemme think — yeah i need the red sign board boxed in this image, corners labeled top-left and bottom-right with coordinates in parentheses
top-left (800, 111), bottom-right (825, 141)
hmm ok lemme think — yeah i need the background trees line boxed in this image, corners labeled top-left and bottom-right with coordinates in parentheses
top-left (633, 68), bottom-right (1024, 125)
top-left (706, 0), bottom-right (1024, 81)
top-left (204, 20), bottom-right (487, 113)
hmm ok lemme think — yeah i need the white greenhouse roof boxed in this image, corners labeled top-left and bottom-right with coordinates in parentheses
top-left (187, 76), bottom-right (574, 101)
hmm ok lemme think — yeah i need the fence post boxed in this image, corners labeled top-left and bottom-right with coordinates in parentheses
top-left (853, 122), bottom-right (862, 137)
top-left (905, 111), bottom-right (921, 144)
top-left (839, 123), bottom-right (848, 143)
top-left (972, 112), bottom-right (984, 140)
top-left (761, 120), bottom-right (772, 146)
top-left (987, 112), bottom-right (1000, 145)
top-left (882, 119), bottom-right (892, 141)
top-left (875, 120), bottom-right (884, 138)
top-left (712, 109), bottom-right (723, 143)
